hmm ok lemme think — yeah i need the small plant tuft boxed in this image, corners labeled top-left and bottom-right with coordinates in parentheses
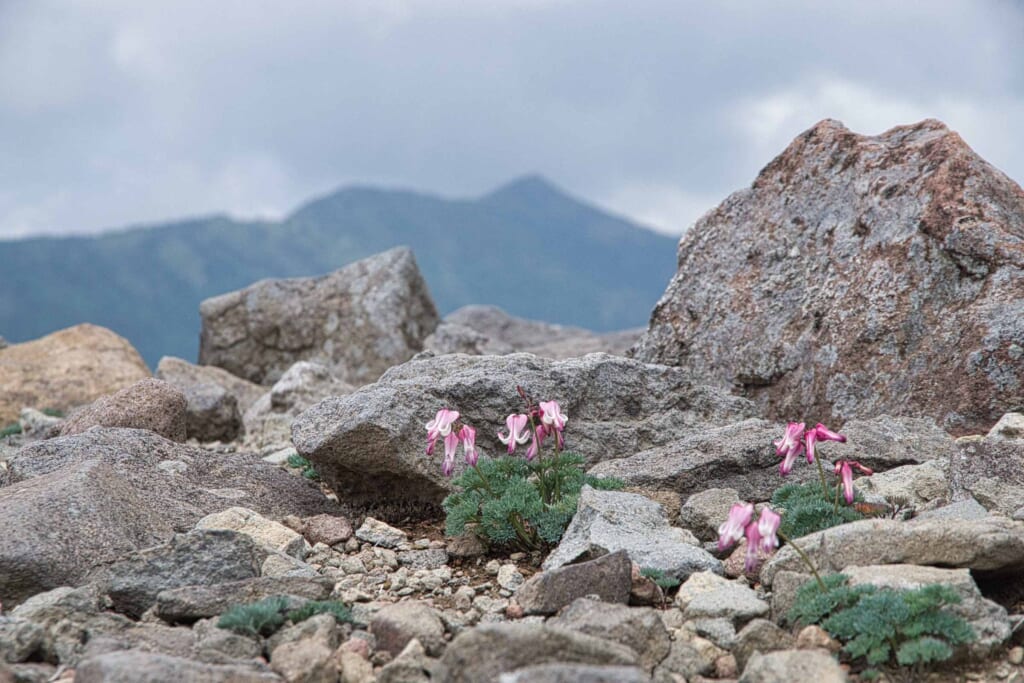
top-left (287, 453), bottom-right (320, 481)
top-left (788, 574), bottom-right (975, 676)
top-left (217, 596), bottom-right (289, 637)
top-left (41, 407), bottom-right (64, 418)
top-left (0, 422), bottom-right (22, 438)
top-left (771, 481), bottom-right (865, 539)
top-left (640, 567), bottom-right (681, 592)
top-left (287, 600), bottom-right (354, 625)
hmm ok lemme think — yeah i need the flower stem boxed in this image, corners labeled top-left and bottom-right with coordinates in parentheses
top-left (777, 529), bottom-right (826, 592)
top-left (814, 455), bottom-right (829, 499)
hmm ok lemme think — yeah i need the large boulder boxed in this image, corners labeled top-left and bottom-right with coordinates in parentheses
top-left (59, 378), bottom-right (188, 442)
top-left (156, 357), bottom-right (266, 442)
top-left (199, 246), bottom-right (439, 386)
top-left (428, 305), bottom-right (642, 359)
top-left (0, 324), bottom-right (150, 425)
top-left (292, 352), bottom-right (754, 511)
top-left (633, 119), bottom-right (1024, 435)
top-left (0, 428), bottom-right (338, 606)
top-left (949, 438), bottom-right (1024, 516)
top-left (156, 356), bottom-right (265, 415)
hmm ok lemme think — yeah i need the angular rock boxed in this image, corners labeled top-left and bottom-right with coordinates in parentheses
top-left (843, 564), bottom-right (1011, 656)
top-left (949, 438), bottom-right (1024, 515)
top-left (0, 323), bottom-right (150, 426)
top-left (761, 516), bottom-right (1024, 587)
top-left (675, 571), bottom-right (769, 626)
top-left (371, 601), bottom-right (446, 657)
top-left (154, 576), bottom-right (334, 623)
top-left (498, 664), bottom-right (651, 683)
top-left (75, 650), bottom-right (282, 683)
top-left (79, 622), bottom-right (197, 663)
top-left (156, 355), bottom-right (265, 415)
top-left (59, 378), bottom-right (188, 442)
top-left (915, 497), bottom-right (991, 522)
top-left (269, 614), bottom-right (340, 683)
top-left (199, 246), bottom-right (439, 386)
top-left (192, 617), bottom-right (264, 663)
top-left (739, 649), bottom-right (846, 683)
top-left (858, 460), bottom-right (949, 507)
top-left (733, 619), bottom-right (796, 672)
top-left (835, 416), bottom-right (954, 468)
top-left (516, 550), bottom-right (632, 616)
top-left (634, 119), bottom-right (1024, 436)
top-left (423, 322), bottom-right (514, 356)
top-left (179, 382), bottom-right (240, 443)
top-left (297, 514), bottom-right (354, 547)
top-left (654, 633), bottom-right (723, 680)
top-left (90, 530), bottom-right (264, 618)
top-left (543, 487), bottom-right (722, 582)
top-left (0, 617), bottom-right (45, 663)
top-left (679, 488), bottom-right (742, 542)
top-left (356, 518), bottom-right (409, 549)
top-left (987, 412), bottom-right (1024, 443)
top-left (378, 638), bottom-right (435, 683)
top-left (437, 623), bottom-right (638, 683)
top-left (548, 598), bottom-right (670, 673)
top-left (196, 507), bottom-right (310, 559)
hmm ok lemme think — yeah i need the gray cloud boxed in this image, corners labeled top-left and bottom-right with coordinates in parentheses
top-left (0, 0), bottom-right (1021, 238)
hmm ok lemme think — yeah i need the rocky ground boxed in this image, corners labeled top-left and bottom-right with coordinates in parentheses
top-left (1, 118), bottom-right (1023, 683)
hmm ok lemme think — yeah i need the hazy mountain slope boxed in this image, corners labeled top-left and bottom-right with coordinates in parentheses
top-left (0, 176), bottom-right (678, 367)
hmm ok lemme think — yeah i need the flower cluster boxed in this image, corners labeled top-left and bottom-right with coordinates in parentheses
top-left (718, 502), bottom-right (782, 571)
top-left (774, 421), bottom-right (847, 475)
top-left (497, 400), bottom-right (568, 461)
top-left (425, 408), bottom-right (477, 477)
top-left (834, 459), bottom-right (873, 503)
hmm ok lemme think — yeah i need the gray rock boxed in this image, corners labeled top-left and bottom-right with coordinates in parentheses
top-left (768, 571), bottom-right (815, 623)
top-left (0, 617), bottom-right (45, 663)
top-left (733, 619), bottom-right (795, 672)
top-left (398, 549), bottom-right (449, 570)
top-left (371, 601), bottom-right (446, 657)
top-left (761, 516), bottom-right (1024, 587)
top-left (0, 429), bottom-right (337, 607)
top-left (79, 622), bottom-right (196, 663)
top-left (378, 638), bottom-right (436, 683)
top-left (679, 488), bottom-right (742, 541)
top-left (739, 649), bottom-right (846, 683)
top-left (17, 408), bottom-right (62, 438)
top-left (836, 416), bottom-right (954, 468)
top-left (269, 614), bottom-right (341, 683)
top-left (7, 585), bottom-right (121, 666)
top-left (548, 598), bottom-right (670, 673)
top-left (156, 355), bottom-right (265, 415)
top-left (356, 518), bottom-right (409, 548)
top-left (292, 352), bottom-right (754, 510)
top-left (634, 119), bottom-right (1024, 436)
top-left (515, 550), bottom-right (632, 616)
top-left (843, 564), bottom-right (1011, 657)
top-left (689, 617), bottom-right (737, 650)
top-left (499, 664), bottom-right (651, 683)
top-left (675, 571), bottom-right (769, 626)
top-left (195, 507), bottom-right (310, 559)
top-left (653, 634), bottom-right (723, 680)
top-left (543, 487), bottom-right (722, 582)
top-left (857, 460), bottom-right (949, 507)
top-left (90, 530), bottom-right (264, 618)
top-left (180, 382), bottom-right (241, 442)
top-left (986, 413), bottom-right (1024, 443)
top-left (243, 361), bottom-right (355, 452)
top-left (437, 623), bottom-right (638, 683)
top-left (423, 321), bottom-right (515, 356)
top-left (192, 617), bottom-right (263, 663)
top-left (75, 650), bottom-right (282, 683)
top-left (949, 438), bottom-right (1024, 515)
top-left (59, 378), bottom-right (188, 442)
top-left (295, 514), bottom-right (354, 547)
top-left (154, 576), bottom-right (334, 623)
top-left (915, 497), bottom-right (991, 521)
top-left (199, 246), bottom-right (439, 386)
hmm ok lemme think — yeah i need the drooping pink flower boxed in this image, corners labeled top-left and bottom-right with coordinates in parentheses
top-left (834, 460), bottom-right (855, 503)
top-left (779, 442), bottom-right (805, 476)
top-left (813, 423), bottom-right (846, 443)
top-left (497, 414), bottom-right (531, 453)
top-left (539, 401), bottom-right (567, 431)
top-left (804, 427), bottom-right (819, 464)
top-left (757, 507), bottom-right (781, 554)
top-left (744, 521), bottom-right (763, 573)
top-left (442, 431), bottom-right (460, 477)
top-left (525, 423), bottom-right (548, 461)
top-left (774, 422), bottom-right (805, 456)
top-left (717, 502), bottom-right (754, 551)
top-left (425, 408), bottom-right (460, 455)
top-left (459, 425), bottom-right (478, 467)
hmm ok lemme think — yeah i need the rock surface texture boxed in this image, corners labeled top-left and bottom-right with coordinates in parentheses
top-left (292, 352), bottom-right (754, 511)
top-left (633, 119), bottom-right (1024, 435)
top-left (199, 246), bottom-right (439, 386)
top-left (0, 324), bottom-right (150, 425)
top-left (58, 378), bottom-right (188, 442)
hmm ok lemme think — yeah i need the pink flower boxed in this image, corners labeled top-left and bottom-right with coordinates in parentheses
top-left (774, 421), bottom-right (805, 456)
top-left (812, 423), bottom-right (846, 443)
top-left (539, 401), bottom-right (567, 430)
top-left (525, 423), bottom-right (548, 461)
top-left (442, 431), bottom-right (460, 477)
top-left (834, 459), bottom-right (873, 504)
top-left (497, 414), bottom-right (531, 453)
top-left (757, 507), bottom-right (781, 554)
top-left (779, 442), bottom-right (805, 476)
top-left (425, 408), bottom-right (460, 455)
top-left (459, 425), bottom-right (478, 467)
top-left (804, 427), bottom-right (819, 464)
top-left (744, 521), bottom-right (763, 572)
top-left (717, 502), bottom-right (754, 551)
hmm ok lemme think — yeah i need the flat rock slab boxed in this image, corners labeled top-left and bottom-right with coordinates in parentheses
top-left (75, 650), bottom-right (282, 683)
top-left (761, 516), bottom-right (1024, 587)
top-left (543, 487), bottom-right (721, 582)
top-left (739, 649), bottom-right (846, 683)
top-left (293, 352), bottom-right (754, 511)
top-left (154, 576), bottom-right (334, 623)
top-left (516, 550), bottom-right (632, 616)
top-left (199, 246), bottom-right (439, 386)
top-left (675, 571), bottom-right (769, 626)
top-left (633, 118), bottom-right (1024, 435)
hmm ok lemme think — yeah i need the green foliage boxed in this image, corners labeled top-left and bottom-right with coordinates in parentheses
top-left (443, 450), bottom-right (623, 551)
top-left (788, 574), bottom-right (975, 674)
top-left (640, 567), bottom-right (681, 591)
top-left (217, 596), bottom-right (289, 637)
top-left (41, 407), bottom-right (64, 418)
top-left (287, 600), bottom-right (354, 625)
top-left (0, 422), bottom-right (22, 438)
top-left (287, 453), bottom-right (320, 481)
top-left (771, 481), bottom-right (865, 539)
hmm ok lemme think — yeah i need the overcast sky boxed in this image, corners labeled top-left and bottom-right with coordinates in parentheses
top-left (0, 0), bottom-right (1021, 239)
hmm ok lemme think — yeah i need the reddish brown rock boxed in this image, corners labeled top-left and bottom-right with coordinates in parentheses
top-left (59, 378), bottom-right (188, 442)
top-left (633, 119), bottom-right (1024, 435)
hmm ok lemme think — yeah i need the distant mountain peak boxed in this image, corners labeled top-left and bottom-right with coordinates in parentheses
top-left (481, 174), bottom-right (571, 205)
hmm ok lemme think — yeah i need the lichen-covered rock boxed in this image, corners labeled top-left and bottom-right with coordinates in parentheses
top-left (949, 438), bottom-right (1024, 516)
top-left (633, 119), bottom-right (1024, 435)
top-left (0, 324), bottom-right (150, 426)
top-left (547, 598), bottom-right (670, 673)
top-left (59, 378), bottom-right (188, 442)
top-left (515, 550), bottom-right (632, 616)
top-left (156, 356), bottom-right (264, 441)
top-left (199, 246), bottom-right (439, 386)
top-left (292, 352), bottom-right (754, 511)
